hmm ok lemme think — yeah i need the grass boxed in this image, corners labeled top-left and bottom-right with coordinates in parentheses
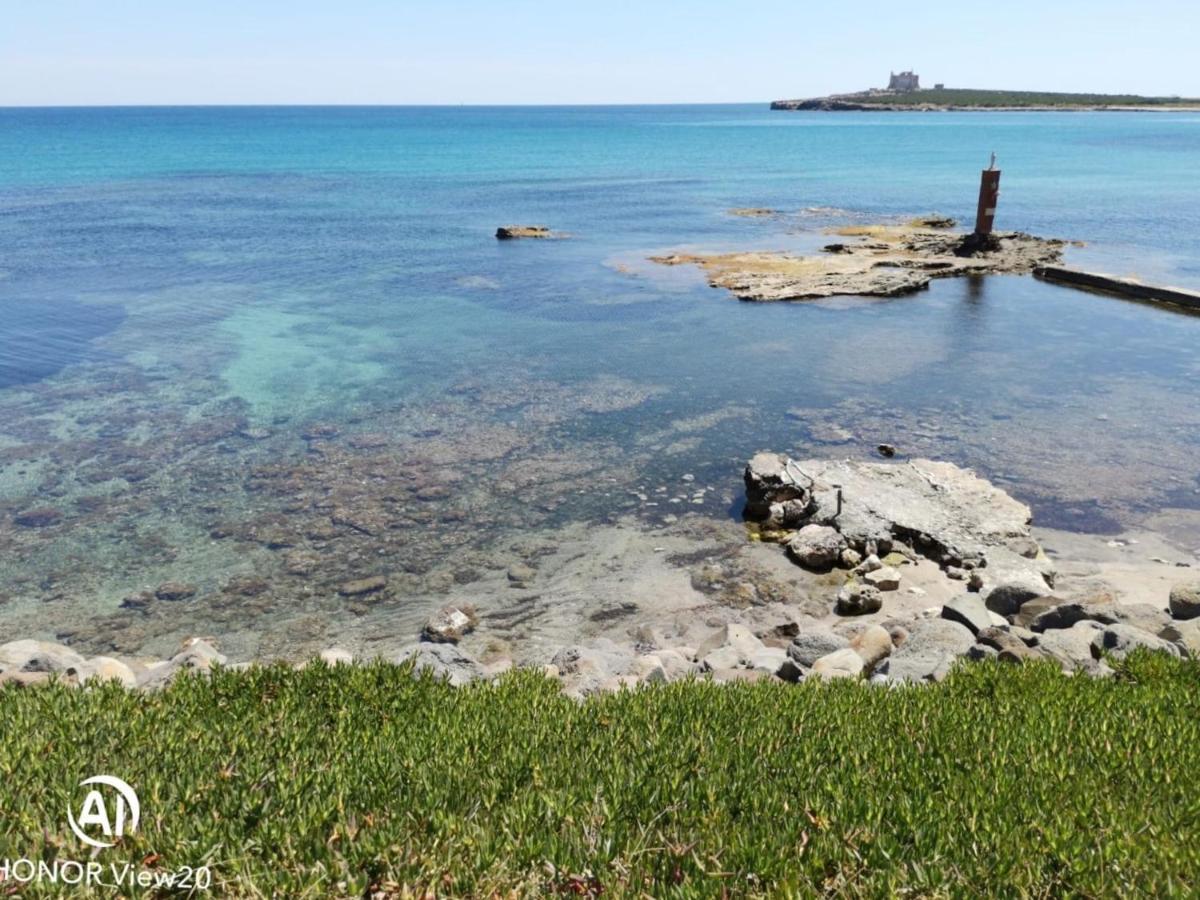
top-left (1, 653), bottom-right (1198, 897)
top-left (846, 88), bottom-right (1200, 108)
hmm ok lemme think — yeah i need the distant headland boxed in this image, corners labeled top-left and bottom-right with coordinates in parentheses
top-left (772, 70), bottom-right (1200, 111)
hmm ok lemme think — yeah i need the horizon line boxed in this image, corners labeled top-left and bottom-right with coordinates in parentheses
top-left (0, 100), bottom-right (774, 110)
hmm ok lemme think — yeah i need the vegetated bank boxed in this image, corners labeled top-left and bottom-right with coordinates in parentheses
top-left (771, 88), bottom-right (1200, 111)
top-left (1, 653), bottom-right (1198, 898)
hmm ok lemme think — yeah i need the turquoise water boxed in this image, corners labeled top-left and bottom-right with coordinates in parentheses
top-left (2, 105), bottom-right (1200, 657)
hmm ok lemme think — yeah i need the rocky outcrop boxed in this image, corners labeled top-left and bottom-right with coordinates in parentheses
top-left (743, 454), bottom-right (1053, 613)
top-left (650, 223), bottom-right (1066, 302)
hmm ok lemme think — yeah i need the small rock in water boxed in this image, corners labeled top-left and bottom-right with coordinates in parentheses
top-left (155, 582), bottom-right (197, 602)
top-left (876, 444), bottom-right (897, 458)
top-left (495, 225), bottom-right (554, 240)
top-left (13, 507), bottom-right (62, 528)
top-left (337, 576), bottom-right (387, 597)
top-left (422, 604), bottom-right (479, 644)
top-left (507, 563), bottom-right (536, 588)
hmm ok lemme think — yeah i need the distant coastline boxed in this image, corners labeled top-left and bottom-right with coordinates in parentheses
top-left (771, 87), bottom-right (1200, 112)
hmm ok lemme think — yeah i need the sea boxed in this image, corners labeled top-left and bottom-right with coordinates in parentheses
top-left (3, 104), bottom-right (1200, 658)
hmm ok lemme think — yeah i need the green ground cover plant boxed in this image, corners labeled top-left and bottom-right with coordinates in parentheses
top-left (1, 652), bottom-right (1197, 897)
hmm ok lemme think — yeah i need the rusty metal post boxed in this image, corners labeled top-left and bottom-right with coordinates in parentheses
top-left (974, 152), bottom-right (1001, 235)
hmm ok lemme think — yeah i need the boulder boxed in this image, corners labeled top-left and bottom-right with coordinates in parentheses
top-left (1036, 622), bottom-right (1105, 671)
top-left (876, 619), bottom-right (974, 683)
top-left (811, 648), bottom-right (864, 680)
top-left (1168, 582), bottom-right (1200, 620)
top-left (507, 563), bottom-right (537, 588)
top-left (976, 627), bottom-right (1040, 663)
top-left (787, 525), bottom-right (845, 570)
top-left (138, 639), bottom-right (227, 689)
top-left (747, 646), bottom-right (789, 675)
top-left (701, 645), bottom-right (743, 672)
top-left (395, 642), bottom-right (485, 687)
top-left (550, 641), bottom-right (635, 695)
top-left (1014, 596), bottom-right (1062, 628)
top-left (0, 640), bottom-right (87, 677)
top-left (83, 657), bottom-right (137, 688)
top-left (849, 624), bottom-right (893, 669)
top-left (155, 582), bottom-right (197, 602)
top-left (421, 604), bottom-right (479, 644)
top-left (654, 649), bottom-right (696, 681)
top-left (835, 583), bottom-right (883, 616)
top-left (1091, 624), bottom-right (1181, 661)
top-left (743, 452), bottom-right (812, 525)
top-left (941, 595), bottom-right (992, 635)
top-left (631, 656), bottom-right (668, 684)
top-left (337, 576), bottom-right (387, 597)
top-left (1159, 620), bottom-right (1200, 657)
top-left (1026, 601), bottom-right (1095, 632)
top-left (697, 623), bottom-right (767, 661)
top-left (984, 577), bottom-right (1049, 618)
top-left (787, 630), bottom-right (849, 669)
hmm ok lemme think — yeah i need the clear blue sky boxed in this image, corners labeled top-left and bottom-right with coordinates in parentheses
top-left (3, 0), bottom-right (1197, 105)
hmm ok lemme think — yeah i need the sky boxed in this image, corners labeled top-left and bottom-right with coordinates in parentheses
top-left (3, 0), bottom-right (1198, 105)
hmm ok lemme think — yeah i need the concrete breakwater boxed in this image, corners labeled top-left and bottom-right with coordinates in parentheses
top-left (1035, 265), bottom-right (1200, 311)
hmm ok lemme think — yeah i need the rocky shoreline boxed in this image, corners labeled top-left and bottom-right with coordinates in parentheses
top-left (5, 454), bottom-right (1196, 694)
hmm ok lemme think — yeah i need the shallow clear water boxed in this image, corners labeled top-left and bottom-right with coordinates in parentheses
top-left (2, 105), bottom-right (1200, 657)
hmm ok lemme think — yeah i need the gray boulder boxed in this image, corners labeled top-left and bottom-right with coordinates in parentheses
top-left (976, 627), bottom-right (1041, 663)
top-left (1158, 620), bottom-right (1200, 657)
top-left (396, 642), bottom-right (486, 687)
top-left (1036, 621), bottom-right (1105, 671)
top-left (984, 576), bottom-right (1050, 618)
top-left (137, 639), bottom-right (227, 690)
top-left (788, 630), bottom-right (850, 669)
top-left (1169, 582), bottom-right (1200, 620)
top-left (941, 595), bottom-right (992, 635)
top-left (1091, 624), bottom-right (1181, 661)
top-left (0, 640), bottom-right (87, 677)
top-left (876, 619), bottom-right (974, 683)
top-left (786, 525), bottom-right (845, 570)
top-left (835, 583), bottom-right (883, 616)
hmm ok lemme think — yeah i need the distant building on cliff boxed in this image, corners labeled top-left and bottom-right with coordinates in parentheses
top-left (887, 71), bottom-right (921, 92)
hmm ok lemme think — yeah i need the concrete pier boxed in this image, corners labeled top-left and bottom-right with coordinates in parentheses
top-left (1034, 266), bottom-right (1200, 311)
